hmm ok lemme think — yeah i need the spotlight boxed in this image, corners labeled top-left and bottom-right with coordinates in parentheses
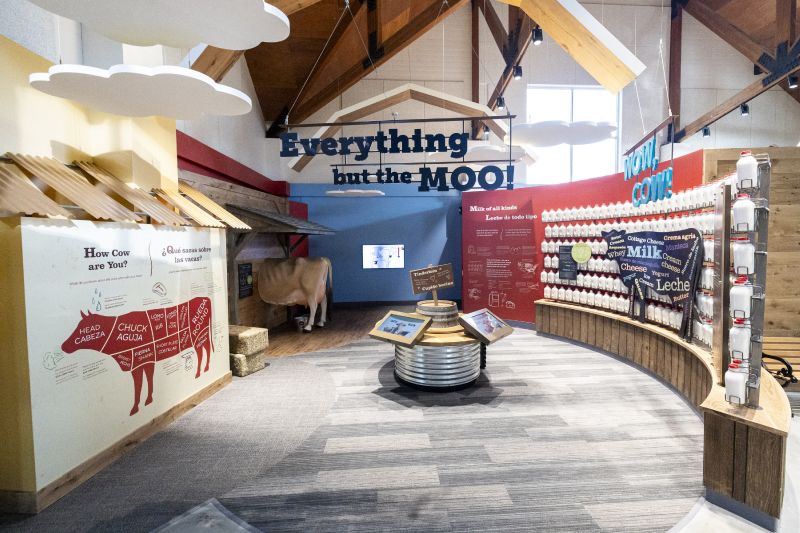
top-left (512, 65), bottom-right (523, 80)
top-left (532, 26), bottom-right (543, 46)
top-left (740, 103), bottom-right (749, 116)
top-left (754, 64), bottom-right (762, 75)
top-left (483, 126), bottom-right (490, 140)
top-left (702, 126), bottom-right (711, 138)
top-left (497, 96), bottom-right (506, 110)
top-left (789, 75), bottom-right (799, 89)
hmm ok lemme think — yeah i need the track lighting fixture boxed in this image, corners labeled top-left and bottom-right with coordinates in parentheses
top-left (497, 96), bottom-right (506, 110)
top-left (702, 127), bottom-right (711, 138)
top-left (513, 65), bottom-right (523, 80)
top-left (754, 64), bottom-right (762, 75)
top-left (483, 126), bottom-right (490, 140)
top-left (789, 75), bottom-right (799, 89)
top-left (532, 26), bottom-right (543, 46)
top-left (740, 103), bottom-right (749, 116)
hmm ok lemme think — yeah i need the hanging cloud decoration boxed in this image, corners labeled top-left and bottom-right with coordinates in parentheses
top-left (506, 121), bottom-right (617, 147)
top-left (325, 190), bottom-right (386, 197)
top-left (27, 0), bottom-right (290, 49)
top-left (30, 65), bottom-right (252, 119)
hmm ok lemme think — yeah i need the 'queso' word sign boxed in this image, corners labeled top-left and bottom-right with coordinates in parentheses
top-left (602, 229), bottom-right (703, 337)
top-left (623, 135), bottom-right (673, 207)
top-left (280, 128), bottom-right (514, 193)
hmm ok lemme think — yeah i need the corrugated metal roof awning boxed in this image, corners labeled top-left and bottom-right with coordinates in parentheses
top-left (178, 182), bottom-right (251, 230)
top-left (154, 188), bottom-right (226, 228)
top-left (8, 154), bottom-right (140, 223)
top-left (225, 204), bottom-right (335, 235)
top-left (0, 163), bottom-right (73, 219)
top-left (77, 162), bottom-right (191, 227)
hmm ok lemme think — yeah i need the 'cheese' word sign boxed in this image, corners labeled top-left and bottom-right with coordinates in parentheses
top-left (623, 135), bottom-right (673, 207)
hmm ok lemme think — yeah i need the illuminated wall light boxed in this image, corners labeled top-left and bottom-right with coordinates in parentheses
top-left (497, 96), bottom-right (506, 110)
top-left (532, 26), bottom-right (543, 46)
top-left (740, 103), bottom-right (749, 116)
top-left (512, 65), bottom-right (523, 80)
top-left (789, 75), bottom-right (799, 89)
top-left (702, 126), bottom-right (711, 137)
top-left (483, 126), bottom-right (490, 140)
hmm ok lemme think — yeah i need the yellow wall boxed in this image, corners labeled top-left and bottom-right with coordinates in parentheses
top-left (0, 218), bottom-right (36, 495)
top-left (0, 36), bottom-right (177, 187)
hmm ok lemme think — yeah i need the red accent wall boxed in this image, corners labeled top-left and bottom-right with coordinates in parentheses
top-left (461, 150), bottom-right (706, 323)
top-left (288, 201), bottom-right (310, 257)
top-left (176, 131), bottom-right (289, 197)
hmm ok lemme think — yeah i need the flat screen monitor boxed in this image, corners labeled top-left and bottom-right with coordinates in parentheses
top-left (363, 244), bottom-right (404, 269)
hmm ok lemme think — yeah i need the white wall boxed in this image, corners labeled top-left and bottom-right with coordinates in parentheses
top-left (674, 12), bottom-right (800, 155)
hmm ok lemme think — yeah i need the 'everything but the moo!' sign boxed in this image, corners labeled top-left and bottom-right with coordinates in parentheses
top-left (280, 128), bottom-right (514, 193)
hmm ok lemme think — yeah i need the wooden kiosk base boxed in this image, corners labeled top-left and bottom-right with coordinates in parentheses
top-left (536, 300), bottom-right (791, 530)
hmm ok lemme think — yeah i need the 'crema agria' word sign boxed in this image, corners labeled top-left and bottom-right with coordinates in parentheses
top-left (623, 135), bottom-right (672, 207)
top-left (280, 128), bottom-right (514, 193)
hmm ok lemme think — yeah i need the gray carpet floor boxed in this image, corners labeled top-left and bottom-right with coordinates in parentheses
top-left (1, 329), bottom-right (703, 532)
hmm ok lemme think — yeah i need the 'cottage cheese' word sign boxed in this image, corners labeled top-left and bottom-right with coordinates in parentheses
top-left (602, 229), bottom-right (703, 337)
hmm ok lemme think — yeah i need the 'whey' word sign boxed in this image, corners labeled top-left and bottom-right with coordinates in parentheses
top-left (603, 229), bottom-right (703, 337)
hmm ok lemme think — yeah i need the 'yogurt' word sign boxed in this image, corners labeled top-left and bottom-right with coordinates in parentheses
top-left (602, 229), bottom-right (703, 338)
top-left (623, 135), bottom-right (673, 207)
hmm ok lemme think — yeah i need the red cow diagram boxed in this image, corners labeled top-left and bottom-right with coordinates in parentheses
top-left (61, 297), bottom-right (213, 416)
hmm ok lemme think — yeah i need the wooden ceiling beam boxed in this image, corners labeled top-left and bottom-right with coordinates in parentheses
top-left (668, 1), bottom-right (682, 132)
top-left (675, 62), bottom-right (800, 142)
top-left (287, 0), bottom-right (469, 125)
top-left (471, 0), bottom-right (481, 139)
top-left (777, 0), bottom-right (797, 47)
top-left (191, 0), bottom-right (326, 82)
top-left (487, 13), bottom-right (533, 110)
top-left (477, 0), bottom-right (509, 58)
top-left (683, 0), bottom-right (770, 66)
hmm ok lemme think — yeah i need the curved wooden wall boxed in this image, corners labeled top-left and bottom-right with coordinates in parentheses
top-left (535, 300), bottom-right (791, 523)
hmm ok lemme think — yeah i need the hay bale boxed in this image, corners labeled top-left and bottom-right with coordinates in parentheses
top-left (229, 325), bottom-right (268, 355)
top-left (230, 350), bottom-right (268, 377)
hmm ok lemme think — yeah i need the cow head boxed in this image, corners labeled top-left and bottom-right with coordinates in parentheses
top-left (61, 310), bottom-right (115, 354)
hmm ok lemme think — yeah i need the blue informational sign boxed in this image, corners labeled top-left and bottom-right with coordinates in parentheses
top-left (603, 229), bottom-right (704, 338)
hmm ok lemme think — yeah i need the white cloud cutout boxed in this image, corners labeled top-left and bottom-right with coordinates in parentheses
top-left (28, 0), bottom-right (289, 49)
top-left (506, 121), bottom-right (618, 147)
top-left (325, 190), bottom-right (386, 197)
top-left (30, 64), bottom-right (252, 119)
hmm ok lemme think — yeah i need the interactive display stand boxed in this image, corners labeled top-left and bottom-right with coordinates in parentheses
top-left (370, 263), bottom-right (512, 390)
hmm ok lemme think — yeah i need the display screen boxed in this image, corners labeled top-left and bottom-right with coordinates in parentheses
top-left (377, 314), bottom-right (424, 337)
top-left (362, 245), bottom-right (405, 269)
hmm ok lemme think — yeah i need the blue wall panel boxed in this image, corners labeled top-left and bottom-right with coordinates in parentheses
top-left (291, 184), bottom-right (462, 303)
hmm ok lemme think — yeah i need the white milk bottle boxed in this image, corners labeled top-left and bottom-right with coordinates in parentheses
top-left (736, 150), bottom-right (758, 190)
top-left (731, 236), bottom-right (755, 275)
top-left (729, 318), bottom-right (752, 360)
top-left (730, 275), bottom-right (754, 319)
top-left (544, 286), bottom-right (552, 299)
top-left (732, 194), bottom-right (756, 232)
top-left (725, 363), bottom-right (747, 405)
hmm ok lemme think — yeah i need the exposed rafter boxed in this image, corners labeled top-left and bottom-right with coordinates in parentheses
top-left (668, 1), bottom-right (682, 133)
top-left (191, 0), bottom-right (325, 82)
top-left (675, 62), bottom-right (800, 142)
top-left (496, 0), bottom-right (645, 93)
top-left (285, 0), bottom-right (469, 126)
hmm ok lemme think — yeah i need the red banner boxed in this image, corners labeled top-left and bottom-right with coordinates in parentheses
top-left (461, 150), bottom-right (705, 323)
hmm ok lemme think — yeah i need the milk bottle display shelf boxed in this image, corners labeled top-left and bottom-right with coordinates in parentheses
top-left (541, 182), bottom-right (720, 334)
top-left (715, 152), bottom-right (771, 409)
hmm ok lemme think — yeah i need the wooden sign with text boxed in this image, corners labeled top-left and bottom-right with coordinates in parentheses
top-left (410, 263), bottom-right (455, 295)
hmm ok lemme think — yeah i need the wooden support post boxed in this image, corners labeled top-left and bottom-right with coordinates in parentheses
top-left (226, 232), bottom-right (255, 326)
top-left (668, 1), bottom-right (683, 134)
top-left (471, 0), bottom-right (481, 139)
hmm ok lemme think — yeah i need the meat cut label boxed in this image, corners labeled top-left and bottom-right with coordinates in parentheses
top-left (61, 297), bottom-right (214, 416)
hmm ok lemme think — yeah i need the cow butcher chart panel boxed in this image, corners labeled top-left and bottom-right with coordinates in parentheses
top-left (20, 219), bottom-right (229, 488)
top-left (61, 298), bottom-right (213, 415)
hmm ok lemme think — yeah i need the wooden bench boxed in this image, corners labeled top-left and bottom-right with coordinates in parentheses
top-left (763, 337), bottom-right (800, 391)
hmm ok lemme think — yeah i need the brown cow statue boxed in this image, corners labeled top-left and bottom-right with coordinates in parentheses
top-left (257, 257), bottom-right (332, 332)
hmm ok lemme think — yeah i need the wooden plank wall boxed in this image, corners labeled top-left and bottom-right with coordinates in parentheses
top-left (178, 170), bottom-right (289, 329)
top-left (535, 301), bottom-right (786, 520)
top-left (703, 147), bottom-right (800, 337)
